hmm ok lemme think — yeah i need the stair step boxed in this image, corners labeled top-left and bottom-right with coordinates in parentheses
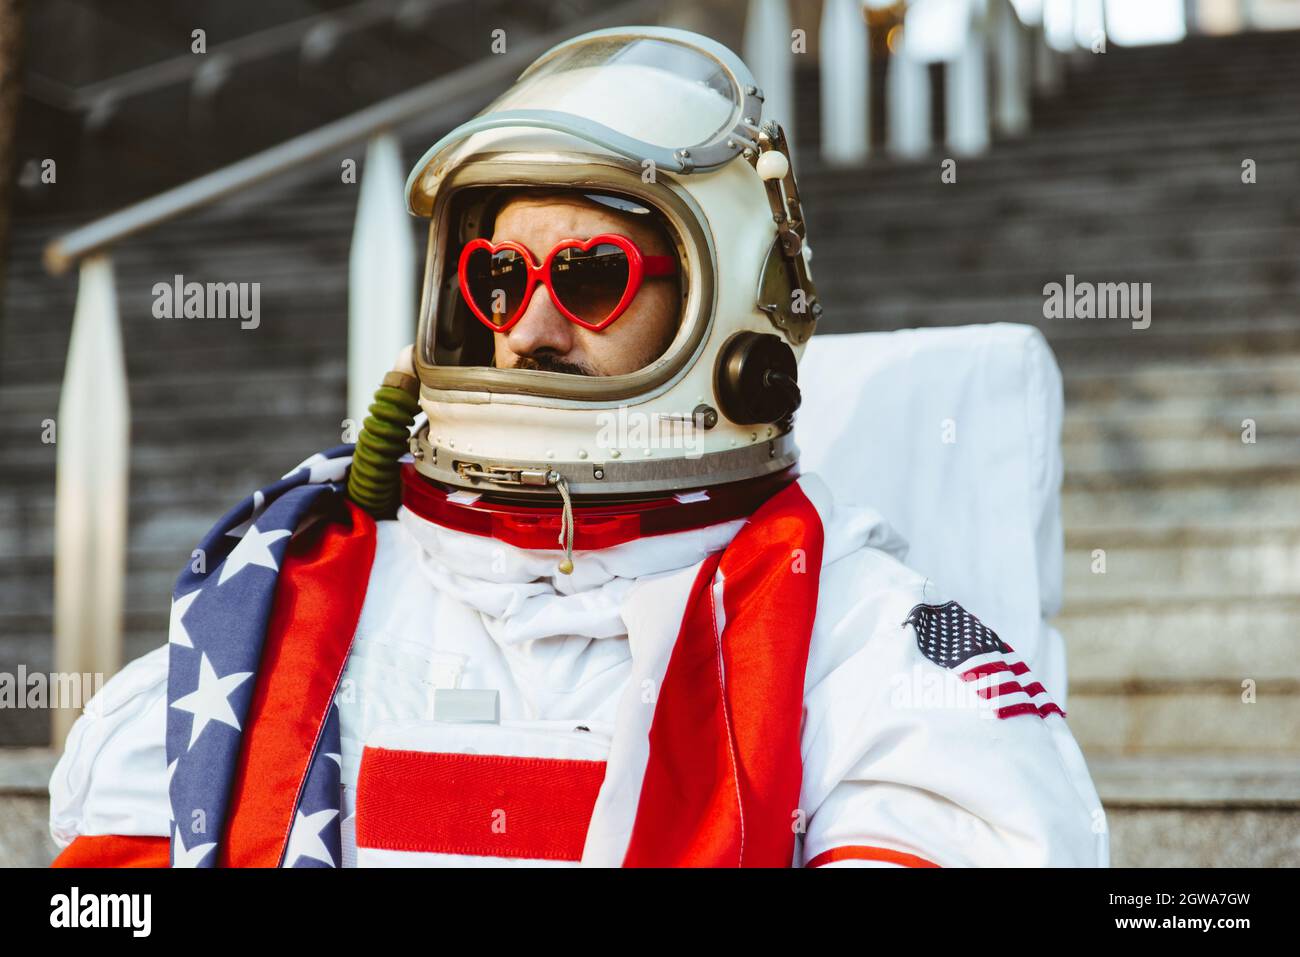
top-left (816, 227), bottom-right (1300, 277)
top-left (1062, 397), bottom-right (1300, 441)
top-left (1104, 806), bottom-right (1300, 867)
top-left (844, 258), bottom-right (1300, 301)
top-left (802, 146), bottom-right (1300, 199)
top-left (1062, 529), bottom-right (1300, 603)
top-left (1058, 593), bottom-right (1300, 681)
top-left (1062, 432), bottom-right (1300, 484)
top-left (1090, 754), bottom-right (1300, 806)
top-left (800, 126), bottom-right (1300, 190)
top-left (1067, 687), bottom-right (1300, 754)
top-left (1062, 353), bottom-right (1300, 399)
top-left (1062, 475), bottom-right (1300, 531)
top-left (0, 363), bottom-right (345, 415)
top-left (820, 312), bottom-right (1300, 364)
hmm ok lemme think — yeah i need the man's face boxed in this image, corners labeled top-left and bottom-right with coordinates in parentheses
top-left (489, 194), bottom-right (681, 376)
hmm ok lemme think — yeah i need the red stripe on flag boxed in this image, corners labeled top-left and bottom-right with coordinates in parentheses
top-left (623, 480), bottom-right (824, 867)
top-left (975, 679), bottom-right (1050, 701)
top-left (806, 845), bottom-right (939, 868)
top-left (51, 834), bottom-right (170, 869)
top-left (355, 749), bottom-right (606, 862)
top-left (962, 661), bottom-right (1012, 681)
top-left (982, 647), bottom-right (1066, 712)
top-left (963, 659), bottom-right (1031, 682)
top-left (220, 501), bottom-right (377, 867)
top-left (977, 680), bottom-right (1028, 700)
top-left (997, 701), bottom-right (1067, 720)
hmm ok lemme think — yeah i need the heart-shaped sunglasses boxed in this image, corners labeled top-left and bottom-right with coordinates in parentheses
top-left (457, 234), bottom-right (677, 333)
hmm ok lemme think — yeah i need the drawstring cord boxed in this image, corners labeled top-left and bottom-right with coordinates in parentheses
top-left (553, 473), bottom-right (575, 574)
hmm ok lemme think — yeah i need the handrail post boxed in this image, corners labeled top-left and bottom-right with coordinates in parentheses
top-left (887, 34), bottom-right (932, 159)
top-left (1069, 0), bottom-right (1098, 65)
top-left (744, 0), bottom-right (795, 156)
top-left (53, 255), bottom-right (129, 748)
top-left (819, 0), bottom-right (870, 165)
top-left (348, 133), bottom-right (416, 431)
top-left (992, 0), bottom-right (1030, 137)
top-left (1033, 17), bottom-right (1065, 96)
top-left (946, 3), bottom-right (991, 155)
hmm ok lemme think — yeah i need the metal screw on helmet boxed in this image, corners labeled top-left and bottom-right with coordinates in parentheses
top-left (693, 404), bottom-right (719, 429)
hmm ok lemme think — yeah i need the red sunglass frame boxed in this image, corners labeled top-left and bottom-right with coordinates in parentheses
top-left (457, 233), bottom-right (676, 333)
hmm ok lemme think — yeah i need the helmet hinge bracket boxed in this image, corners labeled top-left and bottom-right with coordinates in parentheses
top-left (749, 122), bottom-right (821, 345)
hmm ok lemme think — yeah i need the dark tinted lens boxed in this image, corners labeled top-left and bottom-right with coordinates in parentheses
top-left (463, 247), bottom-right (528, 327)
top-left (548, 243), bottom-right (630, 326)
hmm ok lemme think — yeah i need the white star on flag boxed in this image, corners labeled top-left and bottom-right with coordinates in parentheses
top-left (172, 826), bottom-right (217, 868)
top-left (170, 653), bottom-right (253, 749)
top-left (284, 808), bottom-right (340, 868)
top-left (217, 523), bottom-right (291, 585)
top-left (225, 489), bottom-right (267, 539)
top-left (168, 590), bottom-right (201, 648)
top-left (283, 452), bottom-right (351, 484)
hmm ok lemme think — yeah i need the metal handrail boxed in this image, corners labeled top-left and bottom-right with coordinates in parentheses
top-left (35, 0), bottom-right (457, 113)
top-left (43, 0), bottom-right (657, 274)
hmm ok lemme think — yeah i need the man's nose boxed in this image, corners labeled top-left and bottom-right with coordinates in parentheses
top-left (504, 285), bottom-right (574, 358)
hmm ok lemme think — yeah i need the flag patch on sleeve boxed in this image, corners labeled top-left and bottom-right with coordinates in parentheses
top-left (902, 601), bottom-right (1065, 720)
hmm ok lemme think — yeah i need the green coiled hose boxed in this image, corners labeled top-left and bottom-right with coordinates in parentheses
top-left (346, 370), bottom-right (420, 518)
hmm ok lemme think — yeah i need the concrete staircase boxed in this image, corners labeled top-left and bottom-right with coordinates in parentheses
top-left (797, 30), bottom-right (1300, 865)
top-left (3, 27), bottom-right (1299, 865)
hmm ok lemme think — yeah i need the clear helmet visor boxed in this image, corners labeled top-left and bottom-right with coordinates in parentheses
top-left (414, 172), bottom-right (717, 404)
top-left (499, 33), bottom-right (741, 151)
top-left (432, 186), bottom-right (687, 376)
top-left (406, 27), bottom-right (763, 210)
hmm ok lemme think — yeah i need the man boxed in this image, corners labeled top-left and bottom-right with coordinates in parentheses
top-left (49, 26), bottom-right (1107, 868)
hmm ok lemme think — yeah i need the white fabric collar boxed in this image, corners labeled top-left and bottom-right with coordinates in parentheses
top-left (393, 472), bottom-right (910, 647)
top-left (395, 505), bottom-right (746, 646)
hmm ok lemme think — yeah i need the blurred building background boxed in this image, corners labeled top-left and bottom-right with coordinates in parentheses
top-left (1, 0), bottom-right (1298, 866)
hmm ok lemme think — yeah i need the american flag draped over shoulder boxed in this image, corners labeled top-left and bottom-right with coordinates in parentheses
top-left (903, 601), bottom-right (1065, 721)
top-left (166, 445), bottom-right (358, 868)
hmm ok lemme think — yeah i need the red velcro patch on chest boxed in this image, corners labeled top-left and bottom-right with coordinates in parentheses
top-left (355, 748), bottom-right (607, 862)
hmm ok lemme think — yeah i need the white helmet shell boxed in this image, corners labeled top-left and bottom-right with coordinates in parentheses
top-left (405, 26), bottom-right (820, 498)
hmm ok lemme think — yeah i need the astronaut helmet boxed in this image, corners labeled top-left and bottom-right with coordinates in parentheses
top-left (405, 25), bottom-right (820, 501)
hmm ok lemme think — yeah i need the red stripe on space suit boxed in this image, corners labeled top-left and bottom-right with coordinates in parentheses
top-left (52, 834), bottom-right (170, 868)
top-left (356, 750), bottom-right (606, 861)
top-left (623, 479), bottom-right (824, 867)
top-left (806, 845), bottom-right (939, 869)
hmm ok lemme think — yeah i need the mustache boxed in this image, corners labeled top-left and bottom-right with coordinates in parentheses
top-left (509, 353), bottom-right (595, 376)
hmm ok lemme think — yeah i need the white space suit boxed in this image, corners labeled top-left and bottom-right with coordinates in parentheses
top-left (48, 26), bottom-right (1107, 869)
top-left (51, 468), bottom-right (1106, 867)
